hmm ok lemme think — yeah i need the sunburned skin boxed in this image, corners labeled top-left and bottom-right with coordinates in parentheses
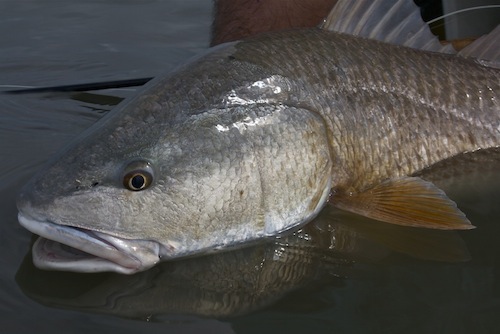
top-left (211, 0), bottom-right (338, 46)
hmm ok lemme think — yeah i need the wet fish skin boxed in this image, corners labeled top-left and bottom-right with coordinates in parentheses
top-left (231, 29), bottom-right (499, 191)
top-left (17, 40), bottom-right (334, 261)
top-left (17, 28), bottom-right (499, 271)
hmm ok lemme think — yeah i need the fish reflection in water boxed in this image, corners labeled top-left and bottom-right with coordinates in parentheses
top-left (17, 201), bottom-right (471, 320)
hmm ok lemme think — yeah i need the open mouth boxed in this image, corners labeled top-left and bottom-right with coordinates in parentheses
top-left (18, 213), bottom-right (161, 274)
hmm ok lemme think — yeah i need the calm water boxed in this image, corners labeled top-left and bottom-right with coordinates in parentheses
top-left (1, 1), bottom-right (500, 333)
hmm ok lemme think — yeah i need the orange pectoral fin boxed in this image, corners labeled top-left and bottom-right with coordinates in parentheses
top-left (330, 177), bottom-right (475, 230)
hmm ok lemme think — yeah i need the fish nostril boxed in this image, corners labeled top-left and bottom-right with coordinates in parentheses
top-left (74, 180), bottom-right (99, 190)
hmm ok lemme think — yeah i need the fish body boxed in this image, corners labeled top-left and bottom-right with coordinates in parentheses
top-left (17, 1), bottom-right (500, 273)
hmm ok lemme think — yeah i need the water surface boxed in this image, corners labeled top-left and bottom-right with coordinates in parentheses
top-left (1, 1), bottom-right (500, 333)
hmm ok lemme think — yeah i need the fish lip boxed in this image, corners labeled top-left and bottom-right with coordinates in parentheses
top-left (18, 212), bottom-right (161, 274)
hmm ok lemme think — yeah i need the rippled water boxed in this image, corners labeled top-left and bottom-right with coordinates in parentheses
top-left (1, 1), bottom-right (500, 333)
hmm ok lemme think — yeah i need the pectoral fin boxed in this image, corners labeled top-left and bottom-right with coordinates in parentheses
top-left (330, 177), bottom-right (474, 230)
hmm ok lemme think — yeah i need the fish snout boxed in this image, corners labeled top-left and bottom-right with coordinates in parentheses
top-left (16, 177), bottom-right (54, 222)
top-left (16, 182), bottom-right (36, 216)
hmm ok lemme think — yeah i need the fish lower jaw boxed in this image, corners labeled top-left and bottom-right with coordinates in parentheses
top-left (31, 237), bottom-right (144, 274)
top-left (18, 212), bottom-right (161, 274)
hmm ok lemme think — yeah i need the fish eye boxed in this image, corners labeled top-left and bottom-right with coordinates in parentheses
top-left (122, 160), bottom-right (154, 191)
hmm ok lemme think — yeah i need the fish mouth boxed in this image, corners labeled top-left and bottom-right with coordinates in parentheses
top-left (18, 213), bottom-right (161, 274)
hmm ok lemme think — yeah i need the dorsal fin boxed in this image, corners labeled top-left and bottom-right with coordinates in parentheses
top-left (458, 25), bottom-right (500, 68)
top-left (321, 0), bottom-right (455, 54)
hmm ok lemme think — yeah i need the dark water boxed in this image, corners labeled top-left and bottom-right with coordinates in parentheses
top-left (1, 1), bottom-right (500, 333)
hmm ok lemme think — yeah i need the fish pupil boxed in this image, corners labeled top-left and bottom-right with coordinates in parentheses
top-left (131, 174), bottom-right (145, 190)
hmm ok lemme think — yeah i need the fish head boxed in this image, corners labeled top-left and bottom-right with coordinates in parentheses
top-left (17, 58), bottom-right (333, 274)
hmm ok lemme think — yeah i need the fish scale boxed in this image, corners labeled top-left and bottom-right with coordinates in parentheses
top-left (231, 29), bottom-right (499, 189)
